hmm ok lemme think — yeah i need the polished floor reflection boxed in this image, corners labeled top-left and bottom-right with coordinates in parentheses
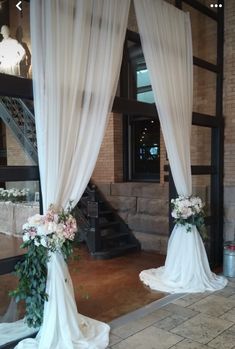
top-left (69, 244), bottom-right (166, 322)
top-left (0, 235), bottom-right (166, 322)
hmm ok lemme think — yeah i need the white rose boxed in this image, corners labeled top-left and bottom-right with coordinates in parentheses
top-left (181, 207), bottom-right (193, 219)
top-left (47, 221), bottom-right (58, 233)
top-left (28, 214), bottom-right (43, 225)
top-left (34, 239), bottom-right (40, 247)
top-left (40, 236), bottom-right (48, 248)
top-left (56, 223), bottom-right (64, 235)
top-left (22, 222), bottom-right (30, 230)
top-left (23, 232), bottom-right (30, 242)
top-left (171, 210), bottom-right (178, 218)
top-left (37, 225), bottom-right (47, 236)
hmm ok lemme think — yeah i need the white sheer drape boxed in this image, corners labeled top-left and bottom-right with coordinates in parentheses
top-left (32, 0), bottom-right (129, 210)
top-left (135, 0), bottom-right (227, 293)
top-left (0, 1), bottom-right (130, 348)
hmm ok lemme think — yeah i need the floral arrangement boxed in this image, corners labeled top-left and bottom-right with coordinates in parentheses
top-left (10, 204), bottom-right (77, 328)
top-left (0, 188), bottom-right (29, 202)
top-left (171, 195), bottom-right (206, 238)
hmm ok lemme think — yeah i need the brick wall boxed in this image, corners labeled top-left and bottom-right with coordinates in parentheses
top-left (5, 126), bottom-right (38, 194)
top-left (6, 127), bottom-right (35, 166)
top-left (223, 0), bottom-right (235, 241)
top-left (92, 113), bottom-right (123, 182)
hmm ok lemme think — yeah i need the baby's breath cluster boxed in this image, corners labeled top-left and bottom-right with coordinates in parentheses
top-left (0, 187), bottom-right (29, 202)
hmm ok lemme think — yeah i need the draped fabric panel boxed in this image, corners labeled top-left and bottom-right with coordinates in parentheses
top-left (135, 0), bottom-right (227, 293)
top-left (0, 1), bottom-right (130, 348)
top-left (134, 0), bottom-right (193, 197)
top-left (32, 0), bottom-right (130, 211)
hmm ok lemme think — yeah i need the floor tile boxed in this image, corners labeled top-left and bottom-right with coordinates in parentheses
top-left (220, 308), bottom-right (235, 323)
top-left (207, 324), bottom-right (235, 349)
top-left (172, 293), bottom-right (211, 307)
top-left (171, 338), bottom-right (211, 349)
top-left (108, 334), bottom-right (123, 346)
top-left (163, 303), bottom-right (199, 319)
top-left (188, 295), bottom-right (235, 317)
top-left (227, 279), bottom-right (235, 288)
top-left (171, 313), bottom-right (233, 344)
top-left (111, 326), bottom-right (183, 349)
top-left (111, 308), bottom-right (170, 339)
top-left (214, 286), bottom-right (235, 298)
top-left (154, 313), bottom-right (189, 331)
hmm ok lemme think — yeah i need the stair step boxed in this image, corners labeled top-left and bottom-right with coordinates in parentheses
top-left (99, 210), bottom-right (113, 216)
top-left (99, 221), bottom-right (119, 229)
top-left (102, 232), bottom-right (129, 240)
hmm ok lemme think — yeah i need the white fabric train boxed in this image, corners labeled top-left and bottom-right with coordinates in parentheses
top-left (140, 225), bottom-right (227, 293)
top-left (0, 253), bottom-right (109, 349)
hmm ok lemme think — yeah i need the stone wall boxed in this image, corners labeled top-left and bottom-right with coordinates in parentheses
top-left (95, 182), bottom-right (209, 254)
top-left (97, 182), bottom-right (169, 254)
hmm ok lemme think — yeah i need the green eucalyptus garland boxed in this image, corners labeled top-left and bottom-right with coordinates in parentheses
top-left (10, 205), bottom-right (77, 328)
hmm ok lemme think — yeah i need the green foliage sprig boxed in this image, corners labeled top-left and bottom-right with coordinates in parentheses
top-left (9, 242), bottom-right (48, 328)
top-left (10, 204), bottom-right (77, 328)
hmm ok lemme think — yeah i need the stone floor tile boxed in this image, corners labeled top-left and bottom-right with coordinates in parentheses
top-left (207, 324), bottom-right (235, 349)
top-left (108, 334), bottom-right (123, 346)
top-left (227, 294), bottom-right (235, 302)
top-left (111, 326), bottom-right (183, 349)
top-left (188, 295), bottom-right (235, 317)
top-left (163, 303), bottom-right (199, 319)
top-left (220, 307), bottom-right (235, 323)
top-left (172, 293), bottom-right (211, 307)
top-left (153, 314), bottom-right (188, 331)
top-left (111, 308), bottom-right (170, 339)
top-left (171, 313), bottom-right (233, 344)
top-left (214, 286), bottom-right (235, 298)
top-left (171, 338), bottom-right (211, 349)
top-left (227, 279), bottom-right (235, 287)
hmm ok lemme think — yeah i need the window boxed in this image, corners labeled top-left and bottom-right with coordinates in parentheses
top-left (136, 67), bottom-right (154, 104)
top-left (122, 37), bottom-right (160, 181)
top-left (129, 116), bottom-right (160, 181)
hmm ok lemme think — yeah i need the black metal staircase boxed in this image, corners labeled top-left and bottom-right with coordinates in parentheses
top-left (0, 96), bottom-right (37, 164)
top-left (76, 183), bottom-right (141, 259)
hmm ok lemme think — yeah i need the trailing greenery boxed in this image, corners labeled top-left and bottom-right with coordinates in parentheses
top-left (9, 242), bottom-right (49, 328)
top-left (9, 204), bottom-right (77, 328)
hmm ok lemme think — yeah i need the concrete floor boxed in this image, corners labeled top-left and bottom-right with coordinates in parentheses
top-left (68, 244), bottom-right (166, 322)
top-left (0, 234), bottom-right (166, 322)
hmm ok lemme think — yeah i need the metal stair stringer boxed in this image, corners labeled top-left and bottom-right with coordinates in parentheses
top-left (0, 96), bottom-right (38, 164)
